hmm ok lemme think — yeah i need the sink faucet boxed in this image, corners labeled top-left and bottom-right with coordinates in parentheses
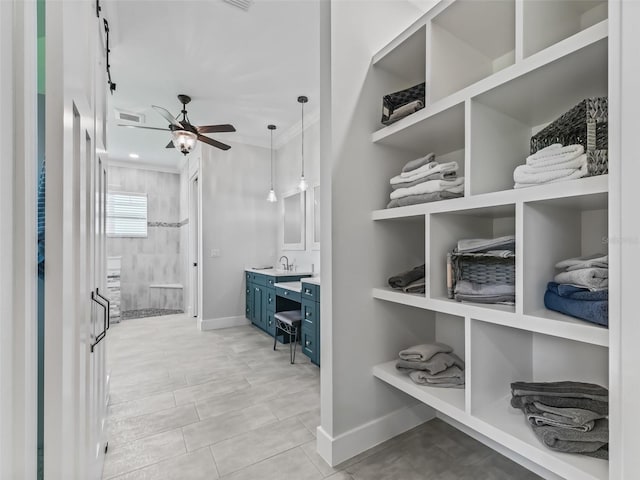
top-left (279, 256), bottom-right (290, 271)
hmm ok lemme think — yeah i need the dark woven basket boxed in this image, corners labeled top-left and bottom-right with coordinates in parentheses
top-left (381, 82), bottom-right (426, 125)
top-left (530, 97), bottom-right (608, 176)
top-left (446, 251), bottom-right (516, 300)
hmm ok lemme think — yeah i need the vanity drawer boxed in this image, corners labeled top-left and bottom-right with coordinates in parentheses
top-left (266, 288), bottom-right (276, 308)
top-left (301, 323), bottom-right (318, 365)
top-left (252, 273), bottom-right (268, 287)
top-left (301, 300), bottom-right (316, 328)
top-left (301, 283), bottom-right (319, 301)
top-left (275, 286), bottom-right (301, 303)
top-left (266, 308), bottom-right (276, 337)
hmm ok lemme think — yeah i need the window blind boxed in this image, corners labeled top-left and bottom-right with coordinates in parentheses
top-left (106, 192), bottom-right (148, 238)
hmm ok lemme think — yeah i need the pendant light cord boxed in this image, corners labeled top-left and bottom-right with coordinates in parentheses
top-left (301, 100), bottom-right (305, 178)
top-left (270, 128), bottom-right (274, 190)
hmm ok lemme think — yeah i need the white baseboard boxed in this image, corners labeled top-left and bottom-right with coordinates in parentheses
top-left (198, 315), bottom-right (250, 331)
top-left (435, 413), bottom-right (560, 480)
top-left (316, 402), bottom-right (435, 467)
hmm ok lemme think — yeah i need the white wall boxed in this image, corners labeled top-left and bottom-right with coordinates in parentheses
top-left (200, 141), bottom-right (278, 322)
top-left (275, 121), bottom-right (321, 273)
top-left (319, 0), bottom-right (436, 466)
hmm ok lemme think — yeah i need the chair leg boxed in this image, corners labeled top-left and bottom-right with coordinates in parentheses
top-left (273, 325), bottom-right (278, 351)
top-left (291, 328), bottom-right (298, 364)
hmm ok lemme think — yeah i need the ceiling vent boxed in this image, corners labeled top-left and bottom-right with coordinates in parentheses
top-left (115, 109), bottom-right (145, 124)
top-left (223, 0), bottom-right (253, 11)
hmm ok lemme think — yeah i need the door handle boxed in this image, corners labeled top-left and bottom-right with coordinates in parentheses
top-left (95, 288), bottom-right (111, 330)
top-left (193, 262), bottom-right (198, 267)
top-left (90, 291), bottom-right (108, 352)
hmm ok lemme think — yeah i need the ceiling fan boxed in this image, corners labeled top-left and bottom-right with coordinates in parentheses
top-left (119, 94), bottom-right (236, 155)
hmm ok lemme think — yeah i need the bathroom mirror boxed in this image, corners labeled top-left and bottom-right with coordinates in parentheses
top-left (282, 190), bottom-right (306, 251)
top-left (312, 184), bottom-right (320, 250)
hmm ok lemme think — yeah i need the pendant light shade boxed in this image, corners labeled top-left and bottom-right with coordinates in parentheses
top-left (267, 124), bottom-right (277, 203)
top-left (297, 95), bottom-right (308, 192)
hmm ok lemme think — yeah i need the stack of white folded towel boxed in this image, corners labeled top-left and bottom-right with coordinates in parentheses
top-left (513, 144), bottom-right (588, 189)
top-left (387, 152), bottom-right (464, 208)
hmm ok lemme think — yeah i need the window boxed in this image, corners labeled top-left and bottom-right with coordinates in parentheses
top-left (106, 191), bottom-right (148, 237)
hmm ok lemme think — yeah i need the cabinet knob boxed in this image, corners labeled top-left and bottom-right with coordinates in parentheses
top-left (305, 311), bottom-right (311, 318)
top-left (305, 289), bottom-right (311, 294)
top-left (305, 340), bottom-right (310, 346)
top-left (255, 287), bottom-right (259, 292)
top-left (284, 291), bottom-right (288, 296)
top-left (268, 298), bottom-right (272, 303)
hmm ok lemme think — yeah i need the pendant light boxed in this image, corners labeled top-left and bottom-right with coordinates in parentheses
top-left (297, 95), bottom-right (309, 192)
top-left (267, 124), bottom-right (277, 203)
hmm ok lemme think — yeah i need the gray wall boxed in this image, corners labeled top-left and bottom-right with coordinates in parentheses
top-left (107, 166), bottom-right (183, 312)
top-left (201, 142), bottom-right (278, 321)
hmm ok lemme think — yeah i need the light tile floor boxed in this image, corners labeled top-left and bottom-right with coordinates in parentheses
top-left (103, 314), bottom-right (541, 480)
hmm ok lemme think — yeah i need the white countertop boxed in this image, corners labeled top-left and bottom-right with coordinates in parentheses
top-left (245, 267), bottom-right (313, 277)
top-left (276, 281), bottom-right (302, 293)
top-left (302, 277), bottom-right (321, 286)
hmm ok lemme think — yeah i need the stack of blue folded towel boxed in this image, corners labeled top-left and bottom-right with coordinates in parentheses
top-left (387, 152), bottom-right (464, 208)
top-left (544, 254), bottom-right (608, 327)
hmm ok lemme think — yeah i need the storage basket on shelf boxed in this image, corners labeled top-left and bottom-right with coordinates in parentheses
top-left (446, 251), bottom-right (516, 301)
top-left (530, 96), bottom-right (608, 176)
top-left (381, 82), bottom-right (426, 126)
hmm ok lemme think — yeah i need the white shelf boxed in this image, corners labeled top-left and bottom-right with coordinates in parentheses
top-left (372, 174), bottom-right (608, 221)
top-left (473, 396), bottom-right (608, 480)
top-left (373, 360), bottom-right (466, 415)
top-left (372, 287), bottom-right (609, 347)
top-left (372, 24), bottom-right (426, 86)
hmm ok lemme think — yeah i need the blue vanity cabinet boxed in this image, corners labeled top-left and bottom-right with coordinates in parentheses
top-left (300, 282), bottom-right (321, 366)
top-left (251, 284), bottom-right (266, 329)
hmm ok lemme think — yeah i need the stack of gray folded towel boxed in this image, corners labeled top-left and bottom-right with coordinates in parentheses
top-left (396, 342), bottom-right (465, 388)
top-left (511, 381), bottom-right (609, 459)
top-left (387, 152), bottom-right (464, 208)
top-left (452, 235), bottom-right (516, 304)
top-left (544, 254), bottom-right (609, 327)
top-left (388, 264), bottom-right (426, 294)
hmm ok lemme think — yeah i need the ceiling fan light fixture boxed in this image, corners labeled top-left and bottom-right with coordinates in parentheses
top-left (172, 129), bottom-right (197, 155)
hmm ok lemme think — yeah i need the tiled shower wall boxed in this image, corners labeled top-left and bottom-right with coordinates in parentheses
top-left (107, 166), bottom-right (184, 312)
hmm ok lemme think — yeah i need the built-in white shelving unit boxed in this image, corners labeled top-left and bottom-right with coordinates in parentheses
top-left (368, 1), bottom-right (612, 478)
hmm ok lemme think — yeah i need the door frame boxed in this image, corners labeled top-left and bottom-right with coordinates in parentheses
top-left (0, 0), bottom-right (39, 477)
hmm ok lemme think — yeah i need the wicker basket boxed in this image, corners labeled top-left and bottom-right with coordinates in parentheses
top-left (381, 82), bottom-right (426, 125)
top-left (530, 97), bottom-right (608, 176)
top-left (446, 251), bottom-right (516, 300)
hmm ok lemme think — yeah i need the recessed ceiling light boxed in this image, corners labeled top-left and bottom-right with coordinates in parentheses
top-left (129, 153), bottom-right (140, 159)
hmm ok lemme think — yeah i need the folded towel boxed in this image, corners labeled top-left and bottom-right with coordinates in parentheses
top-left (454, 293), bottom-right (515, 305)
top-left (554, 267), bottom-right (609, 291)
top-left (544, 289), bottom-right (608, 327)
top-left (531, 419), bottom-right (609, 459)
top-left (390, 171), bottom-right (457, 190)
top-left (532, 402), bottom-right (606, 427)
top-left (402, 277), bottom-right (425, 294)
top-left (511, 381), bottom-right (608, 399)
top-left (394, 161), bottom-right (459, 183)
top-left (526, 144), bottom-right (584, 166)
top-left (455, 280), bottom-right (515, 296)
top-left (556, 254), bottom-right (608, 271)
top-left (382, 99), bottom-right (424, 126)
top-left (388, 264), bottom-right (425, 289)
top-left (511, 394), bottom-right (608, 416)
top-left (513, 156), bottom-right (588, 186)
top-left (401, 152), bottom-right (435, 173)
top-left (456, 235), bottom-right (515, 254)
top-left (399, 342), bottom-right (452, 362)
top-left (547, 282), bottom-right (608, 301)
top-left (409, 366), bottom-right (465, 387)
top-left (386, 191), bottom-right (463, 209)
top-left (390, 177), bottom-right (465, 200)
top-left (396, 352), bottom-right (465, 375)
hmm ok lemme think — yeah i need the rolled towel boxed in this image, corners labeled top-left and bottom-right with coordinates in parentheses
top-left (531, 419), bottom-right (609, 459)
top-left (382, 99), bottom-right (424, 126)
top-left (386, 191), bottom-right (463, 209)
top-left (555, 254), bottom-right (608, 271)
top-left (511, 394), bottom-right (608, 416)
top-left (388, 264), bottom-right (425, 289)
top-left (390, 170), bottom-right (457, 190)
top-left (401, 152), bottom-right (435, 173)
top-left (389, 177), bottom-right (464, 200)
top-left (533, 402), bottom-right (606, 427)
top-left (554, 267), bottom-right (609, 291)
top-left (394, 161), bottom-right (459, 183)
top-left (399, 342), bottom-right (452, 362)
top-left (396, 352), bottom-right (465, 375)
top-left (510, 381), bottom-right (608, 400)
top-left (402, 277), bottom-right (425, 294)
top-left (526, 144), bottom-right (584, 166)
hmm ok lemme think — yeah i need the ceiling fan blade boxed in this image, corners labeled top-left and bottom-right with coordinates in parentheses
top-left (197, 134), bottom-right (231, 151)
top-left (165, 141), bottom-right (175, 149)
top-left (118, 124), bottom-right (170, 131)
top-left (152, 105), bottom-right (183, 128)
top-left (197, 124), bottom-right (236, 134)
